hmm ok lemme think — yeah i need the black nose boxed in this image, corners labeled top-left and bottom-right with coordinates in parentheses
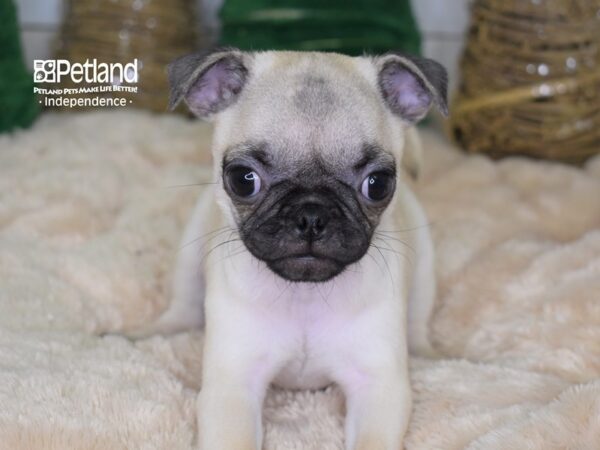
top-left (295, 203), bottom-right (330, 240)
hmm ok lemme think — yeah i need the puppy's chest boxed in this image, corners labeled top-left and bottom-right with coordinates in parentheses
top-left (265, 299), bottom-right (377, 390)
top-left (271, 310), bottom-right (334, 390)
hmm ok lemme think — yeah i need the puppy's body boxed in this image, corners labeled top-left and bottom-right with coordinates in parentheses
top-left (143, 50), bottom-right (446, 450)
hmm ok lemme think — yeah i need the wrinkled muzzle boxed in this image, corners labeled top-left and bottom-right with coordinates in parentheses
top-left (240, 186), bottom-right (371, 282)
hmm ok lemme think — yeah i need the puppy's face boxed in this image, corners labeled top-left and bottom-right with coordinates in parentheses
top-left (221, 141), bottom-right (395, 282)
top-left (169, 50), bottom-right (447, 282)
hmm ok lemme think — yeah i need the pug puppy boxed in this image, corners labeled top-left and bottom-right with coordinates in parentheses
top-left (144, 48), bottom-right (447, 450)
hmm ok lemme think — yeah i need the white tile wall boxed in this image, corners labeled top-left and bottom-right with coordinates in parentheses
top-left (413, 0), bottom-right (472, 90)
top-left (15, 0), bottom-right (62, 70)
top-left (15, 0), bottom-right (471, 91)
top-left (412, 0), bottom-right (470, 34)
top-left (16, 0), bottom-right (63, 26)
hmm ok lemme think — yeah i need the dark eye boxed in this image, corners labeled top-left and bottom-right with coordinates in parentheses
top-left (227, 166), bottom-right (262, 198)
top-left (361, 172), bottom-right (394, 202)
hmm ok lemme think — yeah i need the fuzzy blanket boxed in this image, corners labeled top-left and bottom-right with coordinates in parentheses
top-left (0, 111), bottom-right (599, 450)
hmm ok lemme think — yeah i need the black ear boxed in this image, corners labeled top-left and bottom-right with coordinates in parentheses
top-left (377, 52), bottom-right (448, 123)
top-left (167, 48), bottom-right (248, 119)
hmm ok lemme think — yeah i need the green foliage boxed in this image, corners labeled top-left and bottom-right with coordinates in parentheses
top-left (0, 0), bottom-right (39, 133)
top-left (220, 0), bottom-right (421, 56)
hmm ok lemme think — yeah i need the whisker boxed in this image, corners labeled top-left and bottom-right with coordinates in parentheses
top-left (203, 237), bottom-right (242, 262)
top-left (271, 278), bottom-right (293, 306)
top-left (370, 244), bottom-right (394, 287)
top-left (342, 266), bottom-right (361, 274)
top-left (178, 226), bottom-right (233, 252)
top-left (365, 249), bottom-right (385, 275)
top-left (165, 182), bottom-right (218, 189)
top-left (373, 235), bottom-right (415, 255)
top-left (373, 233), bottom-right (417, 257)
top-left (372, 237), bottom-right (414, 267)
top-left (315, 283), bottom-right (333, 310)
top-left (350, 260), bottom-right (363, 275)
top-left (376, 221), bottom-right (435, 234)
top-left (221, 245), bottom-right (248, 262)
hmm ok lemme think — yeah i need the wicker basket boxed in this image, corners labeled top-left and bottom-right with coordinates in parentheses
top-left (449, 0), bottom-right (600, 164)
top-left (53, 0), bottom-right (199, 112)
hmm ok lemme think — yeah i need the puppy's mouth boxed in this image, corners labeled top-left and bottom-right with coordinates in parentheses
top-left (266, 253), bottom-right (345, 282)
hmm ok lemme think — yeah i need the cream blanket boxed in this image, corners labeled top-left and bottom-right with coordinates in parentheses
top-left (0, 111), bottom-right (598, 450)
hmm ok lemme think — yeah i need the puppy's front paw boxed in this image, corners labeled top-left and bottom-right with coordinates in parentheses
top-left (197, 385), bottom-right (262, 450)
top-left (355, 435), bottom-right (398, 450)
top-left (197, 437), bottom-right (256, 450)
top-left (341, 370), bottom-right (411, 450)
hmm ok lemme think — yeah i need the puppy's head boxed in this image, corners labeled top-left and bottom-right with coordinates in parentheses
top-left (169, 49), bottom-right (447, 282)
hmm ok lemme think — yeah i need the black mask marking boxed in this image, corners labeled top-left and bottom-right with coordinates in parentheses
top-left (223, 144), bottom-right (395, 282)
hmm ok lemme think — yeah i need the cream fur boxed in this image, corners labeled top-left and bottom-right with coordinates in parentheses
top-left (0, 111), bottom-right (599, 449)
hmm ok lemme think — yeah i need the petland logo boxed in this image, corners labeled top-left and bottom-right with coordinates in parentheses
top-left (33, 59), bottom-right (139, 108)
top-left (34, 59), bottom-right (139, 84)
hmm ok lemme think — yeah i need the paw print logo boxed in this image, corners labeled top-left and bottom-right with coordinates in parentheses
top-left (33, 60), bottom-right (56, 83)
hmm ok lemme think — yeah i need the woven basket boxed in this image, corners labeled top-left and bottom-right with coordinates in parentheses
top-left (52, 0), bottom-right (199, 112)
top-left (449, 0), bottom-right (600, 164)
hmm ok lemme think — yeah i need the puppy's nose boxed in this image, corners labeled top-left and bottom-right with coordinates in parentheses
top-left (295, 203), bottom-right (330, 240)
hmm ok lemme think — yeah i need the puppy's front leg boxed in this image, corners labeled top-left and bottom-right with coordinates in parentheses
top-left (198, 378), bottom-right (262, 450)
top-left (198, 326), bottom-right (276, 450)
top-left (339, 362), bottom-right (411, 450)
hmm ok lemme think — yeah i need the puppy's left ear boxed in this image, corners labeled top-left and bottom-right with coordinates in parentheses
top-left (376, 52), bottom-right (448, 123)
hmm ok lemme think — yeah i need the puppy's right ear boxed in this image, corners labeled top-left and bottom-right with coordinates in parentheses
top-left (167, 48), bottom-right (249, 119)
